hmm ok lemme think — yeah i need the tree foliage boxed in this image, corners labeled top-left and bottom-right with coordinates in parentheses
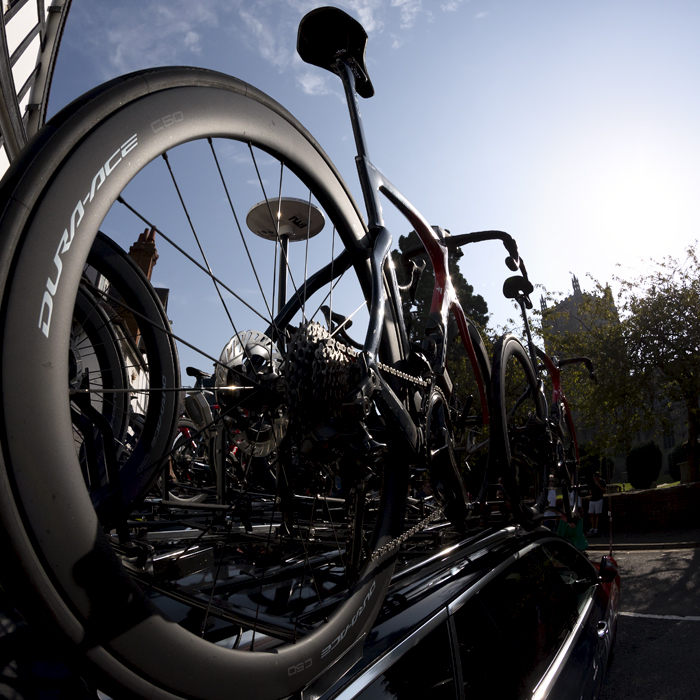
top-left (621, 247), bottom-right (700, 481)
top-left (539, 244), bottom-right (700, 481)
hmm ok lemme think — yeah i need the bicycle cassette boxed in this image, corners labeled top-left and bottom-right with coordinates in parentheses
top-left (215, 330), bottom-right (288, 457)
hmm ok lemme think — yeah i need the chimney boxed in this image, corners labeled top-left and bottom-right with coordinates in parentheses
top-left (122, 228), bottom-right (159, 348)
top-left (129, 227), bottom-right (159, 281)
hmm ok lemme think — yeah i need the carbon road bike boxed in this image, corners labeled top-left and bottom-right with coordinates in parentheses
top-left (0, 6), bottom-right (583, 700)
top-left (486, 262), bottom-right (597, 525)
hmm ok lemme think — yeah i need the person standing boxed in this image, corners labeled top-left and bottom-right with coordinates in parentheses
top-left (587, 471), bottom-right (606, 536)
top-left (544, 475), bottom-right (559, 532)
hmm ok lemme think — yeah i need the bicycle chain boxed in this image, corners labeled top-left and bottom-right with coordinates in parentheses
top-left (369, 361), bottom-right (439, 558)
top-left (375, 359), bottom-right (430, 388)
top-left (288, 321), bottom-right (430, 390)
top-left (331, 339), bottom-right (430, 389)
top-left (370, 505), bottom-right (445, 561)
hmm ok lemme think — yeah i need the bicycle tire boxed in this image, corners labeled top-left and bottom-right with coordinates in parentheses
top-left (489, 334), bottom-right (547, 530)
top-left (83, 231), bottom-right (181, 526)
top-left (0, 67), bottom-right (408, 700)
top-left (72, 282), bottom-right (131, 442)
top-left (160, 418), bottom-right (212, 504)
top-left (425, 388), bottom-right (470, 528)
top-left (461, 321), bottom-right (492, 496)
top-left (554, 407), bottom-right (581, 521)
top-left (71, 283), bottom-right (132, 502)
top-left (438, 317), bottom-right (492, 514)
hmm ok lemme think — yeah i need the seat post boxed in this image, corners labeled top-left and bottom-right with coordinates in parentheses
top-left (336, 59), bottom-right (384, 230)
top-left (336, 59), bottom-right (370, 161)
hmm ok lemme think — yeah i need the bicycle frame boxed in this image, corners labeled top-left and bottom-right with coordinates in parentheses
top-left (537, 349), bottom-right (580, 463)
top-left (538, 352), bottom-right (595, 463)
top-left (334, 60), bottom-right (490, 433)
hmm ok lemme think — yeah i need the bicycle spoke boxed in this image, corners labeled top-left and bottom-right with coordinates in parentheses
top-left (162, 153), bottom-right (238, 335)
top-left (207, 138), bottom-right (276, 326)
top-left (116, 197), bottom-right (273, 328)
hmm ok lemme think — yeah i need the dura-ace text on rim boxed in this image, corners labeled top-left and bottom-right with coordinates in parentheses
top-left (39, 134), bottom-right (138, 338)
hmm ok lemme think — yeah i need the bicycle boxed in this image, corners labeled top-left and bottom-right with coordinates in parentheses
top-left (486, 262), bottom-right (597, 525)
top-left (0, 6), bottom-right (582, 700)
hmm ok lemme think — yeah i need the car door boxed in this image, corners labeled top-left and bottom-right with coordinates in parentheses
top-left (449, 544), bottom-right (578, 699)
top-left (450, 537), bottom-right (611, 700)
top-left (528, 539), bottom-right (609, 700)
top-left (340, 615), bottom-right (459, 700)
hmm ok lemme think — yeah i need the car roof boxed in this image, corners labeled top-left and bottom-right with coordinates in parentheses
top-left (304, 525), bottom-right (594, 700)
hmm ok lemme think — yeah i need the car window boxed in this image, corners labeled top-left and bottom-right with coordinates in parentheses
top-left (453, 595), bottom-right (520, 698)
top-left (474, 551), bottom-right (577, 697)
top-left (535, 539), bottom-right (598, 612)
top-left (351, 620), bottom-right (456, 700)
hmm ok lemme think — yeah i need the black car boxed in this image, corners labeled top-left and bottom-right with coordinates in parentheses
top-left (301, 525), bottom-right (620, 700)
top-left (0, 526), bottom-right (618, 700)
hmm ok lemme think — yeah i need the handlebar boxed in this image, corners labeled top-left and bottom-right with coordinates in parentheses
top-left (557, 356), bottom-right (597, 383)
top-left (445, 230), bottom-right (521, 273)
top-left (450, 230), bottom-right (532, 307)
top-left (400, 230), bottom-right (522, 272)
top-left (398, 229), bottom-right (534, 308)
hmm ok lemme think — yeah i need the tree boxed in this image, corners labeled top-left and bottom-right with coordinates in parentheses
top-left (539, 279), bottom-right (649, 459)
top-left (620, 246), bottom-right (700, 482)
top-left (539, 244), bottom-right (700, 482)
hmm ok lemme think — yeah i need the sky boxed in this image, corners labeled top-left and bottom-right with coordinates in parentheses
top-left (48, 0), bottom-right (700, 354)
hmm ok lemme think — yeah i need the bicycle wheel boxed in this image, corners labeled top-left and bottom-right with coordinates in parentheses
top-left (488, 334), bottom-right (547, 530)
top-left (160, 418), bottom-right (212, 504)
top-left (77, 231), bottom-right (181, 526)
top-left (447, 319), bottom-right (491, 500)
top-left (424, 388), bottom-right (470, 529)
top-left (71, 282), bottom-right (132, 505)
top-left (553, 404), bottom-right (581, 521)
top-left (0, 68), bottom-right (408, 700)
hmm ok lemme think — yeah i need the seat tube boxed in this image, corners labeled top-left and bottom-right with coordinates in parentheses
top-left (336, 60), bottom-right (383, 229)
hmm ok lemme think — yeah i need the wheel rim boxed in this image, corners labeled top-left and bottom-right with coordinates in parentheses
top-left (0, 77), bottom-right (404, 699)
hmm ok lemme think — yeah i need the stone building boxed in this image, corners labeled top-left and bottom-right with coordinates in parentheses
top-left (542, 274), bottom-right (686, 484)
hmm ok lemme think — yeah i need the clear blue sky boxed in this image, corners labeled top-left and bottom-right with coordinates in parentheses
top-left (49, 0), bottom-right (700, 340)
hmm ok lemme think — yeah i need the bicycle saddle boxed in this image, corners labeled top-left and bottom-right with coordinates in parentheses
top-left (297, 6), bottom-right (375, 98)
top-left (186, 366), bottom-right (212, 381)
top-left (503, 275), bottom-right (534, 307)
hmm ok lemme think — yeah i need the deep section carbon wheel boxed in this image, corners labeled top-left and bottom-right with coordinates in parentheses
top-left (0, 68), bottom-right (409, 700)
top-left (488, 334), bottom-right (548, 530)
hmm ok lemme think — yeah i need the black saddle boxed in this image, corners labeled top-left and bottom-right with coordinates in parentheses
top-left (503, 275), bottom-right (534, 308)
top-left (297, 6), bottom-right (374, 98)
top-left (186, 366), bottom-right (212, 381)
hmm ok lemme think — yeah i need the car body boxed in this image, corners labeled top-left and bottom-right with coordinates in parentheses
top-left (1, 525), bottom-right (618, 700)
top-left (303, 525), bottom-right (620, 700)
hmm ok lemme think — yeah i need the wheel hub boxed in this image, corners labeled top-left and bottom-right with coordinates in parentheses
top-left (215, 330), bottom-right (288, 457)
